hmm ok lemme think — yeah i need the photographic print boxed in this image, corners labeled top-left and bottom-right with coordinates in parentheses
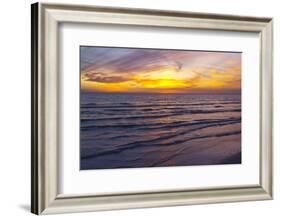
top-left (80, 46), bottom-right (241, 170)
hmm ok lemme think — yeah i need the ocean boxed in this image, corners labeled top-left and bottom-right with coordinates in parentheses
top-left (80, 92), bottom-right (241, 170)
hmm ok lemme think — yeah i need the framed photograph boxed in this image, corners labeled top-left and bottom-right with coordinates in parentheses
top-left (31, 2), bottom-right (273, 215)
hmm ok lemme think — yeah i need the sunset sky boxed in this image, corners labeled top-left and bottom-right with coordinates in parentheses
top-left (80, 46), bottom-right (241, 94)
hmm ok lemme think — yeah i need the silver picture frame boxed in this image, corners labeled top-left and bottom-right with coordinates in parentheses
top-left (31, 2), bottom-right (273, 215)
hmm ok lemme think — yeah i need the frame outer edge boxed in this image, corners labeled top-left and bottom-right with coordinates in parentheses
top-left (260, 19), bottom-right (273, 197)
top-left (31, 2), bottom-right (39, 215)
top-left (36, 2), bottom-right (273, 23)
top-left (42, 2), bottom-right (60, 215)
top-left (42, 187), bottom-right (270, 215)
top-left (32, 2), bottom-right (59, 214)
top-left (31, 3), bottom-right (274, 215)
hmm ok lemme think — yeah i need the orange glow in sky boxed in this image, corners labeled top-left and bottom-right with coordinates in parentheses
top-left (80, 47), bottom-right (241, 94)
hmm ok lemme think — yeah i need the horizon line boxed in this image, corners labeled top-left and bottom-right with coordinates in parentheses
top-left (81, 91), bottom-right (241, 95)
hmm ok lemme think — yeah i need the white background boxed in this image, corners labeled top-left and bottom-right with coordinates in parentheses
top-left (0, 0), bottom-right (280, 217)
